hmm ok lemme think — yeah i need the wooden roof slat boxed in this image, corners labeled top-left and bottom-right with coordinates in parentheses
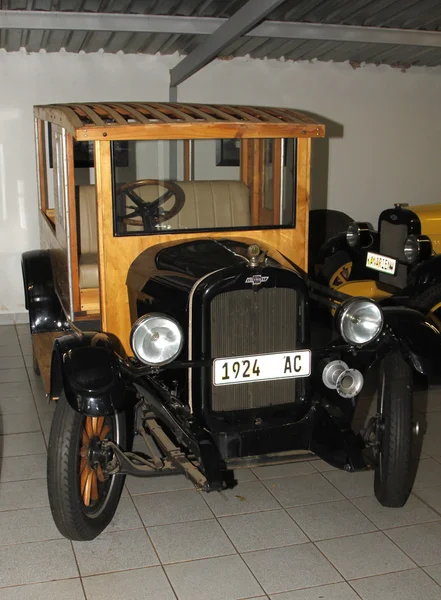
top-left (177, 104), bottom-right (213, 122)
top-left (218, 105), bottom-right (259, 122)
top-left (193, 105), bottom-right (236, 122)
top-left (111, 103), bottom-right (150, 123)
top-left (151, 103), bottom-right (196, 122)
top-left (94, 103), bottom-right (127, 125)
top-left (74, 104), bottom-right (106, 126)
top-left (52, 105), bottom-right (84, 129)
top-left (237, 106), bottom-right (283, 123)
top-left (131, 103), bottom-right (173, 123)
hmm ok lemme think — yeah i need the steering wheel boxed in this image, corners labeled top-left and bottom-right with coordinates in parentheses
top-left (117, 179), bottom-right (185, 232)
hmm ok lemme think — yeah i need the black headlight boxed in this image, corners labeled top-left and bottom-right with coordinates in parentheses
top-left (346, 222), bottom-right (373, 248)
top-left (403, 234), bottom-right (432, 264)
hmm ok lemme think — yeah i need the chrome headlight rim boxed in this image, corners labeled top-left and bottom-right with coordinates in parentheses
top-left (336, 297), bottom-right (384, 346)
top-left (130, 313), bottom-right (184, 367)
top-left (403, 234), bottom-right (432, 264)
top-left (346, 222), bottom-right (374, 248)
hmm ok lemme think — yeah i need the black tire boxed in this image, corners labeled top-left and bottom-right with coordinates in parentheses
top-left (410, 283), bottom-right (441, 324)
top-left (374, 350), bottom-right (413, 507)
top-left (318, 250), bottom-right (352, 288)
top-left (47, 394), bottom-right (126, 541)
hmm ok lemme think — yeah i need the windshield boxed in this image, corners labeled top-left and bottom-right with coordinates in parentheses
top-left (112, 138), bottom-right (297, 236)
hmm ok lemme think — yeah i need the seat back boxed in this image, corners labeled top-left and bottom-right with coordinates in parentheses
top-left (134, 180), bottom-right (251, 230)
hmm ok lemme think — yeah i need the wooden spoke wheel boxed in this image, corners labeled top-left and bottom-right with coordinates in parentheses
top-left (79, 416), bottom-right (111, 508)
top-left (47, 394), bottom-right (126, 541)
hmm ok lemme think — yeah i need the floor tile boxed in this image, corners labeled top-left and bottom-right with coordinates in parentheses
top-left (0, 454), bottom-right (46, 482)
top-left (316, 531), bottom-right (415, 580)
top-left (165, 554), bottom-right (263, 600)
top-left (105, 496), bottom-right (144, 532)
top-left (412, 458), bottom-right (441, 489)
top-left (0, 381), bottom-right (32, 399)
top-left (288, 500), bottom-right (377, 541)
top-left (243, 544), bottom-right (342, 595)
top-left (148, 518), bottom-right (236, 564)
top-left (322, 469), bottom-right (375, 499)
top-left (352, 494), bottom-right (440, 530)
top-left (82, 566), bottom-right (176, 600)
top-left (0, 368), bottom-right (29, 383)
top-left (73, 528), bottom-right (159, 576)
top-left (133, 489), bottom-right (213, 526)
top-left (263, 473), bottom-right (343, 508)
top-left (18, 338), bottom-right (33, 355)
top-left (421, 433), bottom-right (441, 458)
top-left (0, 578), bottom-right (85, 600)
top-left (0, 478), bottom-right (48, 511)
top-left (0, 345), bottom-right (23, 358)
top-left (269, 582), bottom-right (360, 599)
top-left (232, 467), bottom-right (258, 482)
top-left (0, 431), bottom-right (46, 457)
top-left (126, 473), bottom-right (194, 495)
top-left (0, 356), bottom-right (25, 369)
top-left (0, 539), bottom-right (78, 588)
top-left (0, 505), bottom-right (62, 545)
top-left (251, 461), bottom-right (316, 480)
top-left (386, 522), bottom-right (441, 566)
top-left (351, 568), bottom-right (441, 600)
top-left (424, 564), bottom-right (441, 585)
top-left (0, 411), bottom-right (41, 435)
top-left (203, 481), bottom-right (281, 517)
top-left (218, 509), bottom-right (308, 553)
top-left (0, 392), bottom-right (35, 414)
top-left (309, 459), bottom-right (338, 473)
top-left (414, 486), bottom-right (441, 514)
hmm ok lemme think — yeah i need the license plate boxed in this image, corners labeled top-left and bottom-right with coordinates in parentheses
top-left (213, 350), bottom-right (311, 386)
top-left (366, 251), bottom-right (397, 275)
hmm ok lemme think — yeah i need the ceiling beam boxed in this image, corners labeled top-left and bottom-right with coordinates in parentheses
top-left (170, 0), bottom-right (286, 87)
top-left (0, 9), bottom-right (440, 50)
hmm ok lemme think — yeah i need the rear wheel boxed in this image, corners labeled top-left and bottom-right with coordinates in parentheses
top-left (47, 393), bottom-right (126, 541)
top-left (374, 350), bottom-right (413, 507)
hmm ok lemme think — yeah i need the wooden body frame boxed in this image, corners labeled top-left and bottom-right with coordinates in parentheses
top-left (33, 102), bottom-right (324, 355)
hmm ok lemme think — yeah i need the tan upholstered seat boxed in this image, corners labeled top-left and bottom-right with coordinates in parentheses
top-left (135, 181), bottom-right (251, 230)
top-left (77, 180), bottom-right (251, 289)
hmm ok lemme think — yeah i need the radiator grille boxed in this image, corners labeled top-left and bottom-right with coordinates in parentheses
top-left (210, 287), bottom-right (298, 411)
top-left (379, 220), bottom-right (408, 288)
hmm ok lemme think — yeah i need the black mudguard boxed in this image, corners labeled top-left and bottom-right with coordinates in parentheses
top-left (314, 233), bottom-right (349, 267)
top-left (50, 332), bottom-right (125, 416)
top-left (383, 306), bottom-right (441, 375)
top-left (407, 254), bottom-right (441, 294)
top-left (21, 250), bottom-right (68, 334)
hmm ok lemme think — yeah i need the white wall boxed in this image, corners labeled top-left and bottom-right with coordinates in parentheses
top-left (0, 49), bottom-right (440, 318)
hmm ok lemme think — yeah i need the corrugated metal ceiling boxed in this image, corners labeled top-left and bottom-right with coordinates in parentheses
top-left (1, 0), bottom-right (441, 67)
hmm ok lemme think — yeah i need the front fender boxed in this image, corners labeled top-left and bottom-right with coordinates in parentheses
top-left (383, 306), bottom-right (441, 375)
top-left (21, 250), bottom-right (68, 333)
top-left (408, 254), bottom-right (441, 293)
top-left (51, 332), bottom-right (125, 416)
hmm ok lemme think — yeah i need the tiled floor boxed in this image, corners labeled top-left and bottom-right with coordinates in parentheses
top-left (1, 323), bottom-right (441, 599)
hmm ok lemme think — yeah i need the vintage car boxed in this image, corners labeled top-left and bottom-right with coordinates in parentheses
top-left (315, 202), bottom-right (441, 324)
top-left (21, 102), bottom-right (435, 542)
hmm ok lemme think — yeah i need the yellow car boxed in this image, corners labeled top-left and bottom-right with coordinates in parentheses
top-left (315, 202), bottom-right (441, 324)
